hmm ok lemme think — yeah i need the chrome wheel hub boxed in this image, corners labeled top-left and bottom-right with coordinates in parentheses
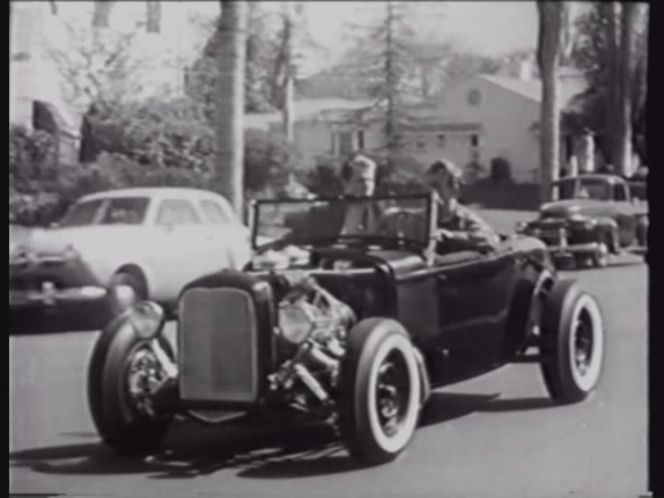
top-left (126, 346), bottom-right (165, 417)
top-left (572, 311), bottom-right (594, 377)
top-left (375, 353), bottom-right (410, 437)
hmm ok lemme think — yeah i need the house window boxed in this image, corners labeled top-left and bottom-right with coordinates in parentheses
top-left (330, 131), bottom-right (337, 154)
top-left (339, 131), bottom-right (353, 156)
top-left (470, 134), bottom-right (479, 147)
top-left (437, 134), bottom-right (446, 148)
top-left (356, 130), bottom-right (365, 150)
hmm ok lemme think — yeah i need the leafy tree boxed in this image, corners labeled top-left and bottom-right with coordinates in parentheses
top-left (340, 2), bottom-right (422, 164)
top-left (244, 128), bottom-right (299, 193)
top-left (186, 2), bottom-right (277, 115)
top-left (569, 2), bottom-right (648, 171)
top-left (46, 20), bottom-right (152, 113)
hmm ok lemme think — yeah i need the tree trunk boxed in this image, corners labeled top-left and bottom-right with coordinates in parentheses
top-left (92, 1), bottom-right (114, 28)
top-left (281, 2), bottom-right (294, 142)
top-left (385, 1), bottom-right (398, 165)
top-left (92, 1), bottom-right (161, 33)
top-left (215, 0), bottom-right (247, 217)
top-left (615, 2), bottom-right (638, 177)
top-left (145, 1), bottom-right (161, 33)
top-left (536, 2), bottom-right (566, 203)
top-left (603, 2), bottom-right (620, 167)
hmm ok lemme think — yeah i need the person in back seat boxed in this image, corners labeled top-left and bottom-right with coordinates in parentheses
top-left (425, 158), bottom-right (500, 253)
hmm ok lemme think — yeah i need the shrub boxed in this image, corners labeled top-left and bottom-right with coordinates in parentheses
top-left (244, 128), bottom-right (299, 193)
top-left (490, 157), bottom-right (513, 183)
top-left (304, 163), bottom-right (344, 197)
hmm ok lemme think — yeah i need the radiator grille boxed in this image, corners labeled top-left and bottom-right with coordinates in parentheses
top-left (178, 288), bottom-right (259, 402)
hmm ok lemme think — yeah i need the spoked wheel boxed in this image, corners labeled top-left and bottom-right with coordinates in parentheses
top-left (88, 316), bottom-right (173, 455)
top-left (540, 280), bottom-right (604, 403)
top-left (339, 318), bottom-right (421, 465)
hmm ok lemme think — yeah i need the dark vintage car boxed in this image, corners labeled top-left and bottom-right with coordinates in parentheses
top-left (88, 193), bottom-right (605, 464)
top-left (517, 174), bottom-right (648, 269)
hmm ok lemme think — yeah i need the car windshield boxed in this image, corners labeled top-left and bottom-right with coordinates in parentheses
top-left (60, 197), bottom-right (150, 227)
top-left (552, 178), bottom-right (611, 201)
top-left (252, 194), bottom-right (433, 249)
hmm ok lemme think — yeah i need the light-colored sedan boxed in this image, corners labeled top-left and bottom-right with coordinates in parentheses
top-left (9, 187), bottom-right (251, 321)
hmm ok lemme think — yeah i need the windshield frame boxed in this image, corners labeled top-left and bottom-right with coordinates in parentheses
top-left (249, 193), bottom-right (437, 251)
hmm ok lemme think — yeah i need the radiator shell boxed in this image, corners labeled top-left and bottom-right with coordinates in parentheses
top-left (177, 271), bottom-right (275, 405)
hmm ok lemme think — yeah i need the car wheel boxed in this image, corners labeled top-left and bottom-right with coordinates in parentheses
top-left (87, 315), bottom-right (173, 455)
top-left (540, 280), bottom-right (604, 404)
top-left (109, 271), bottom-right (147, 316)
top-left (339, 318), bottom-right (421, 465)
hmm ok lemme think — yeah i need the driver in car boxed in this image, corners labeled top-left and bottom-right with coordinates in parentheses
top-left (339, 154), bottom-right (383, 235)
top-left (425, 158), bottom-right (500, 252)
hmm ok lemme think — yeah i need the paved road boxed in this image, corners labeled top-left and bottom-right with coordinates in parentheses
top-left (10, 254), bottom-right (648, 498)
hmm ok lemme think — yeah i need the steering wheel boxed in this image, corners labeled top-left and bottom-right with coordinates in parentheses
top-left (377, 209), bottom-right (428, 241)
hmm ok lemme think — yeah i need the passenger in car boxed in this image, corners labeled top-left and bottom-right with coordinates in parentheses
top-left (425, 158), bottom-right (500, 252)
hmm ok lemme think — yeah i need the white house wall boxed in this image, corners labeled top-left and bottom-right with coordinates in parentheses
top-left (440, 76), bottom-right (542, 183)
top-left (401, 131), bottom-right (477, 173)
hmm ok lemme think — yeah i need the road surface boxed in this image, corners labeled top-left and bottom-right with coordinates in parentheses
top-left (10, 254), bottom-right (648, 498)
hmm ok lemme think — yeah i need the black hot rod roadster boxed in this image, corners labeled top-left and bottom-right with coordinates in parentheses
top-left (88, 193), bottom-right (605, 464)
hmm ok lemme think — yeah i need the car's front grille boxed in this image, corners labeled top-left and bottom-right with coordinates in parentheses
top-left (178, 287), bottom-right (260, 403)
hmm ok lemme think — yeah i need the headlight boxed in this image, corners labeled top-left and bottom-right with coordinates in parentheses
top-left (278, 301), bottom-right (315, 344)
top-left (129, 301), bottom-right (165, 340)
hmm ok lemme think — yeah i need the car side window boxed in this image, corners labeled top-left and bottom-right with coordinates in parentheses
top-left (155, 199), bottom-right (201, 226)
top-left (613, 184), bottom-right (628, 201)
top-left (200, 200), bottom-right (233, 225)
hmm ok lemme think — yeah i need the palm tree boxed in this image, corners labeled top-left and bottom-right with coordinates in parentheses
top-left (214, 0), bottom-right (247, 217)
top-left (536, 2), bottom-right (572, 202)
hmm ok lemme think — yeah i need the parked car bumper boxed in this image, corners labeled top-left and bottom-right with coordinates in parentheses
top-left (9, 285), bottom-right (112, 331)
top-left (546, 241), bottom-right (605, 261)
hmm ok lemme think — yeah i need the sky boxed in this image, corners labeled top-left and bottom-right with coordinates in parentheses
top-left (18, 0), bottom-right (591, 95)
top-left (37, 1), bottom-right (548, 62)
top-left (302, 1), bottom-right (540, 58)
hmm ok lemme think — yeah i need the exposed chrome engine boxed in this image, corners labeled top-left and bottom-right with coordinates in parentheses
top-left (268, 271), bottom-right (356, 412)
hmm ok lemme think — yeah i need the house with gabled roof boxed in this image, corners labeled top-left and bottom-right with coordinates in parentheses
top-left (286, 60), bottom-right (588, 183)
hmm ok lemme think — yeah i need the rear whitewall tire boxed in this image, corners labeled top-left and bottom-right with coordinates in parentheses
top-left (540, 280), bottom-right (605, 403)
top-left (567, 294), bottom-right (604, 392)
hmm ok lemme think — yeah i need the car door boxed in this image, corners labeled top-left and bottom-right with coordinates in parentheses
top-left (433, 247), bottom-right (518, 381)
top-left (198, 197), bottom-right (251, 271)
top-left (148, 197), bottom-right (216, 301)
